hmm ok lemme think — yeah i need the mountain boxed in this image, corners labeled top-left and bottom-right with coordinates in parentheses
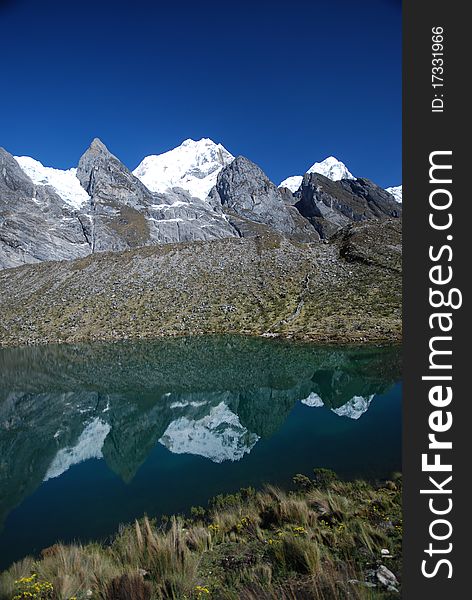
top-left (295, 172), bottom-right (402, 238)
top-left (279, 156), bottom-right (355, 192)
top-left (0, 136), bottom-right (402, 346)
top-left (386, 185), bottom-right (402, 203)
top-left (279, 158), bottom-right (403, 207)
top-left (0, 148), bottom-right (91, 269)
top-left (133, 138), bottom-right (234, 199)
top-left (0, 139), bottom-right (237, 269)
top-left (208, 156), bottom-right (319, 242)
top-left (1, 137), bottom-right (402, 271)
top-left (75, 138), bottom-right (235, 252)
top-left (308, 156), bottom-right (355, 181)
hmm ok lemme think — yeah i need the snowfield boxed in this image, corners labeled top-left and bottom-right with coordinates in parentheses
top-left (14, 155), bottom-right (90, 209)
top-left (133, 138), bottom-right (234, 200)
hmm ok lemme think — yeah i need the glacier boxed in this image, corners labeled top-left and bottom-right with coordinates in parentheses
top-left (133, 138), bottom-right (234, 200)
top-left (14, 155), bottom-right (90, 209)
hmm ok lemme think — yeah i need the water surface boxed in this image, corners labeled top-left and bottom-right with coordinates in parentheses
top-left (0, 337), bottom-right (401, 569)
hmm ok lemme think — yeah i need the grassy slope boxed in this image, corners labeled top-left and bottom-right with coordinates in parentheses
top-left (0, 221), bottom-right (401, 347)
top-left (0, 471), bottom-right (402, 600)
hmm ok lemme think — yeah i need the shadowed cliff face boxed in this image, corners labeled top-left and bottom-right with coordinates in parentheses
top-left (208, 156), bottom-right (319, 242)
top-left (295, 172), bottom-right (402, 238)
top-left (0, 337), bottom-right (401, 533)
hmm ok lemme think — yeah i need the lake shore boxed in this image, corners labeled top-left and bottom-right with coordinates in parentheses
top-left (0, 328), bottom-right (402, 350)
top-left (0, 471), bottom-right (402, 600)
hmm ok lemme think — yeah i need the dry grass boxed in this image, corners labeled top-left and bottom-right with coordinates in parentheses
top-left (0, 472), bottom-right (402, 600)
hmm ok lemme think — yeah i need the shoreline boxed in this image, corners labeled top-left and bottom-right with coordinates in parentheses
top-left (0, 328), bottom-right (403, 350)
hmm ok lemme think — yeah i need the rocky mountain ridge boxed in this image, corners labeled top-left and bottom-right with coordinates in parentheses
top-left (1, 138), bottom-right (402, 270)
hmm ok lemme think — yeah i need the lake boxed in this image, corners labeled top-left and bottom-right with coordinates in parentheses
top-left (0, 336), bottom-right (401, 570)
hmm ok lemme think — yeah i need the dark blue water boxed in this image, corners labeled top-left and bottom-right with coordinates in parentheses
top-left (0, 337), bottom-right (401, 570)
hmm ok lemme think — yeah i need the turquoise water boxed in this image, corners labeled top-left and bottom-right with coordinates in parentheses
top-left (0, 337), bottom-right (401, 570)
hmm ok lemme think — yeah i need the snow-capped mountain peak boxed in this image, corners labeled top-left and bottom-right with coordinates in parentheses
top-left (386, 185), bottom-right (402, 203)
top-left (14, 155), bottom-right (90, 209)
top-left (133, 138), bottom-right (234, 200)
top-left (279, 156), bottom-right (354, 192)
top-left (307, 156), bottom-right (355, 181)
top-left (279, 175), bottom-right (303, 193)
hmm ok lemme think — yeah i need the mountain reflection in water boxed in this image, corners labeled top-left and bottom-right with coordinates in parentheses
top-left (0, 336), bottom-right (401, 569)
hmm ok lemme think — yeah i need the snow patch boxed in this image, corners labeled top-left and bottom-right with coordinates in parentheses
top-left (279, 175), bottom-right (303, 193)
top-left (279, 156), bottom-right (354, 191)
top-left (14, 156), bottom-right (90, 209)
top-left (307, 156), bottom-right (355, 181)
top-left (386, 185), bottom-right (402, 203)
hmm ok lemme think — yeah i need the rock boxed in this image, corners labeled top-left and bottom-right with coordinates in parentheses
top-left (376, 565), bottom-right (399, 591)
top-left (1, 139), bottom-right (402, 270)
top-left (295, 172), bottom-right (402, 239)
top-left (40, 543), bottom-right (62, 558)
top-left (76, 138), bottom-right (237, 250)
top-left (209, 156), bottom-right (318, 242)
top-left (348, 579), bottom-right (377, 588)
top-left (381, 548), bottom-right (391, 556)
top-left (0, 147), bottom-right (91, 269)
top-left (334, 219), bottom-right (402, 273)
top-left (76, 138), bottom-right (156, 251)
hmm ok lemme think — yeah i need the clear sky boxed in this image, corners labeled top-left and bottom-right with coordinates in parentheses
top-left (0, 0), bottom-right (401, 187)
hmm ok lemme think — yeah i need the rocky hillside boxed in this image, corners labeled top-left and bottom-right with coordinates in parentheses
top-left (0, 218), bottom-right (401, 347)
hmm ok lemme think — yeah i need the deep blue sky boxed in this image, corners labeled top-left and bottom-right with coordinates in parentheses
top-left (0, 0), bottom-right (401, 187)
